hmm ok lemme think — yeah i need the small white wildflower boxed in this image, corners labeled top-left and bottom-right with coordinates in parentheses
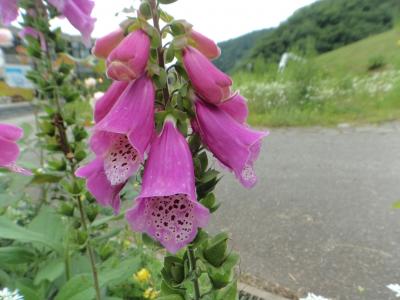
top-left (387, 284), bottom-right (400, 297)
top-left (84, 77), bottom-right (97, 88)
top-left (300, 293), bottom-right (330, 300)
top-left (0, 288), bottom-right (24, 300)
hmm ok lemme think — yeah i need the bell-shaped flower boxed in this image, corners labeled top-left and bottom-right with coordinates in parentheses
top-left (92, 28), bottom-right (125, 59)
top-left (106, 30), bottom-right (150, 81)
top-left (189, 30), bottom-right (221, 60)
top-left (194, 100), bottom-right (268, 188)
top-left (127, 120), bottom-right (210, 253)
top-left (90, 76), bottom-right (154, 186)
top-left (94, 81), bottom-right (128, 123)
top-left (0, 0), bottom-right (18, 25)
top-left (183, 46), bottom-right (232, 104)
top-left (48, 0), bottom-right (96, 46)
top-left (218, 92), bottom-right (249, 124)
top-left (76, 157), bottom-right (124, 213)
top-left (0, 123), bottom-right (31, 175)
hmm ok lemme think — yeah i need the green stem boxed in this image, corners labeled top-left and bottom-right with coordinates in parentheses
top-left (150, 0), bottom-right (170, 106)
top-left (188, 246), bottom-right (201, 300)
top-left (29, 2), bottom-right (102, 298)
top-left (64, 246), bottom-right (71, 281)
top-left (77, 196), bottom-right (102, 300)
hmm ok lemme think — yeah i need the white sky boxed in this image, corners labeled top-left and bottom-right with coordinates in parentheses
top-left (55, 0), bottom-right (318, 43)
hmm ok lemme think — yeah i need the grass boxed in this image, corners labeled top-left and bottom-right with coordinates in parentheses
top-left (316, 29), bottom-right (400, 76)
top-left (233, 29), bottom-right (400, 128)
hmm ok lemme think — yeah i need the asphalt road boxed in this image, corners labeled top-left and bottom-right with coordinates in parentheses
top-left (211, 123), bottom-right (400, 300)
top-left (4, 112), bottom-right (400, 300)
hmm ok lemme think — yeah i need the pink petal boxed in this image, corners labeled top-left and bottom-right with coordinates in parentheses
top-left (195, 99), bottom-right (268, 188)
top-left (76, 157), bottom-right (123, 213)
top-left (127, 121), bottom-right (209, 253)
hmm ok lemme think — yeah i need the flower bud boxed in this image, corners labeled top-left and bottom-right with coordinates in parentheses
top-left (106, 30), bottom-right (150, 81)
top-left (183, 46), bottom-right (232, 104)
top-left (92, 28), bottom-right (125, 59)
top-left (189, 30), bottom-right (221, 60)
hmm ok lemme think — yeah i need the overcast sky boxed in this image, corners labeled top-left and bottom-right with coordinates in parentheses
top-left (54, 0), bottom-right (318, 43)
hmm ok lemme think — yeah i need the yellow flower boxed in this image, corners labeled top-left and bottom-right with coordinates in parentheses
top-left (122, 239), bottom-right (131, 250)
top-left (133, 268), bottom-right (151, 283)
top-left (143, 288), bottom-right (159, 299)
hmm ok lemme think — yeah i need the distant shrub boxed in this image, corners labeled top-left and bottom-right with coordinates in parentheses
top-left (367, 55), bottom-right (386, 71)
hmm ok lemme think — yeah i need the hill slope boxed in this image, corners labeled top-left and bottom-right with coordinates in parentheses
top-left (214, 29), bottom-right (271, 72)
top-left (316, 29), bottom-right (400, 76)
top-left (216, 0), bottom-right (400, 72)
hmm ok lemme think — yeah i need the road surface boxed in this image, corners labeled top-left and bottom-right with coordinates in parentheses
top-left (212, 123), bottom-right (400, 300)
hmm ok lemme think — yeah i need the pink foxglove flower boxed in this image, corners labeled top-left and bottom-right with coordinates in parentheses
top-left (127, 120), bottom-right (210, 253)
top-left (183, 46), bottom-right (232, 104)
top-left (218, 92), bottom-right (249, 124)
top-left (90, 76), bottom-right (154, 186)
top-left (76, 157), bottom-right (124, 213)
top-left (92, 28), bottom-right (125, 59)
top-left (19, 27), bottom-right (47, 51)
top-left (0, 0), bottom-right (18, 25)
top-left (106, 30), bottom-right (150, 81)
top-left (0, 123), bottom-right (31, 175)
top-left (48, 0), bottom-right (96, 46)
top-left (189, 30), bottom-right (221, 60)
top-left (94, 81), bottom-right (129, 123)
top-left (194, 100), bottom-right (268, 188)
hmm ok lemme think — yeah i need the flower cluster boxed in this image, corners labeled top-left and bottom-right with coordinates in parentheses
top-left (0, 288), bottom-right (24, 300)
top-left (0, 123), bottom-right (31, 175)
top-left (0, 0), bottom-right (95, 45)
top-left (76, 16), bottom-right (267, 253)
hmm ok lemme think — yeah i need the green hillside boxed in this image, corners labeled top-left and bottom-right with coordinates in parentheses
top-left (316, 29), bottom-right (400, 76)
top-left (216, 0), bottom-right (400, 72)
top-left (214, 29), bottom-right (271, 72)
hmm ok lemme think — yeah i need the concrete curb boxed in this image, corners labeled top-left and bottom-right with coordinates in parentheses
top-left (239, 282), bottom-right (289, 300)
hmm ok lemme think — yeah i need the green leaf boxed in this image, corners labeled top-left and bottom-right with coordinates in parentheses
top-left (198, 152), bottom-right (208, 172)
top-left (215, 280), bottom-right (238, 300)
top-left (199, 170), bottom-right (220, 184)
top-left (160, 280), bottom-right (186, 297)
top-left (392, 201), bottom-right (400, 209)
top-left (200, 193), bottom-right (220, 213)
top-left (165, 46), bottom-right (176, 63)
top-left (0, 246), bottom-right (36, 264)
top-left (203, 233), bottom-right (229, 267)
top-left (16, 280), bottom-right (42, 300)
top-left (159, 0), bottom-right (178, 4)
top-left (34, 259), bottom-right (64, 285)
top-left (90, 213), bottom-right (124, 228)
top-left (30, 173), bottom-right (63, 184)
top-left (160, 9), bottom-right (174, 22)
top-left (0, 217), bottom-right (61, 252)
top-left (139, 1), bottom-right (152, 19)
top-left (142, 233), bottom-right (163, 249)
top-left (208, 253), bottom-right (239, 289)
top-left (55, 274), bottom-right (94, 300)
